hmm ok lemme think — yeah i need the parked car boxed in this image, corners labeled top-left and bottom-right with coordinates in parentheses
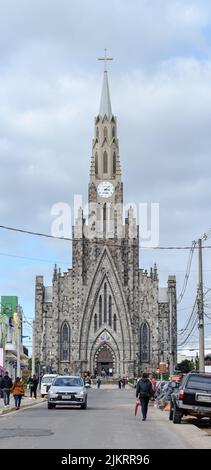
top-left (169, 371), bottom-right (211, 424)
top-left (47, 375), bottom-right (88, 409)
top-left (41, 374), bottom-right (58, 397)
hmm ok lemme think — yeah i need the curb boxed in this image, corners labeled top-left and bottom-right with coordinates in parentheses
top-left (0, 399), bottom-right (46, 416)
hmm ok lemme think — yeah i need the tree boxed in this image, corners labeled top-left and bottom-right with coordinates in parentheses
top-left (175, 359), bottom-right (195, 373)
top-left (28, 356), bottom-right (40, 374)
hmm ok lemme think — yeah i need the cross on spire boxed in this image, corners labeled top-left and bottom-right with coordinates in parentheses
top-left (98, 48), bottom-right (113, 72)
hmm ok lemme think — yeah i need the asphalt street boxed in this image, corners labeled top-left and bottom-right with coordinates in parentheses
top-left (0, 385), bottom-right (210, 449)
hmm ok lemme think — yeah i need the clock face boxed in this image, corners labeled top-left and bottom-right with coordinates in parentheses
top-left (97, 181), bottom-right (114, 198)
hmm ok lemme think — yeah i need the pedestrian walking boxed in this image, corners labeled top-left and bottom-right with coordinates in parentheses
top-left (101, 369), bottom-right (106, 378)
top-left (136, 372), bottom-right (154, 421)
top-left (150, 376), bottom-right (157, 400)
top-left (28, 374), bottom-right (39, 399)
top-left (0, 374), bottom-right (3, 398)
top-left (1, 371), bottom-right (12, 407)
top-left (122, 377), bottom-right (126, 389)
top-left (96, 378), bottom-right (101, 389)
top-left (118, 377), bottom-right (122, 389)
top-left (11, 377), bottom-right (25, 410)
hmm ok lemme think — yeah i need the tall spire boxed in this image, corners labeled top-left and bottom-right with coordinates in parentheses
top-left (99, 71), bottom-right (112, 118)
top-left (98, 49), bottom-right (113, 118)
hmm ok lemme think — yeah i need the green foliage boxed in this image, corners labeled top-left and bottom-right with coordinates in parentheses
top-left (175, 359), bottom-right (195, 373)
top-left (28, 356), bottom-right (40, 373)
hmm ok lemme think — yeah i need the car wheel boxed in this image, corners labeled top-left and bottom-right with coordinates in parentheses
top-left (169, 402), bottom-right (173, 421)
top-left (81, 400), bottom-right (87, 409)
top-left (41, 394), bottom-right (45, 398)
top-left (173, 406), bottom-right (182, 424)
top-left (48, 402), bottom-right (55, 409)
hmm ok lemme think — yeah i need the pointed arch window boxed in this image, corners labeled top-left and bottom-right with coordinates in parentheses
top-left (113, 152), bottom-right (116, 174)
top-left (140, 322), bottom-right (150, 363)
top-left (109, 296), bottom-right (112, 327)
top-left (95, 152), bottom-right (98, 175)
top-left (112, 126), bottom-right (115, 138)
top-left (103, 151), bottom-right (108, 173)
top-left (99, 296), bottom-right (102, 327)
top-left (104, 283), bottom-right (107, 323)
top-left (113, 314), bottom-right (117, 332)
top-left (103, 203), bottom-right (106, 235)
top-left (104, 127), bottom-right (108, 139)
top-left (60, 321), bottom-right (70, 362)
top-left (94, 314), bottom-right (97, 332)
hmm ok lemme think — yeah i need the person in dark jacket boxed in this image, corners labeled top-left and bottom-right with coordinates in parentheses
top-left (0, 374), bottom-right (3, 398)
top-left (1, 372), bottom-right (13, 406)
top-left (136, 372), bottom-right (154, 421)
top-left (28, 374), bottom-right (39, 399)
top-left (118, 378), bottom-right (122, 389)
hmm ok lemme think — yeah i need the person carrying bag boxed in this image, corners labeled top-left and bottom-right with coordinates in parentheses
top-left (136, 372), bottom-right (154, 421)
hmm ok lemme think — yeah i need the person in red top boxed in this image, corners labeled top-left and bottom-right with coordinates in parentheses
top-left (150, 376), bottom-right (157, 397)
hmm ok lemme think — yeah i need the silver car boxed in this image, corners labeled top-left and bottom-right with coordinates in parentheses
top-left (47, 375), bottom-right (88, 409)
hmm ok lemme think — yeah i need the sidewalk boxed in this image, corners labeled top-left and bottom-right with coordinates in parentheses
top-left (0, 393), bottom-right (46, 415)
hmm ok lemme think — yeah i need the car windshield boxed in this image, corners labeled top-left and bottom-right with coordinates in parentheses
top-left (187, 375), bottom-right (211, 391)
top-left (41, 377), bottom-right (56, 384)
top-left (53, 377), bottom-right (83, 387)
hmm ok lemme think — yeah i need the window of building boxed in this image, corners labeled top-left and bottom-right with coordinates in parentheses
top-left (95, 152), bottom-right (98, 174)
top-left (104, 127), bottom-right (108, 138)
top-left (104, 283), bottom-right (107, 323)
top-left (94, 313), bottom-right (97, 332)
top-left (96, 127), bottom-right (99, 139)
top-left (112, 126), bottom-right (115, 138)
top-left (103, 203), bottom-right (106, 234)
top-left (140, 322), bottom-right (150, 363)
top-left (113, 314), bottom-right (117, 332)
top-left (60, 321), bottom-right (70, 362)
top-left (109, 296), bottom-right (112, 327)
top-left (99, 295), bottom-right (102, 327)
top-left (103, 151), bottom-right (108, 173)
top-left (113, 152), bottom-right (116, 174)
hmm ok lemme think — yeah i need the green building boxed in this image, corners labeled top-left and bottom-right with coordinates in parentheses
top-left (0, 296), bottom-right (18, 318)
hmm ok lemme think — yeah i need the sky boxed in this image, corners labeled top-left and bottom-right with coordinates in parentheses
top-left (0, 0), bottom-right (211, 356)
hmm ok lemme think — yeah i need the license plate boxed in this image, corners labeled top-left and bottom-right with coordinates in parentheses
top-left (62, 395), bottom-right (71, 400)
top-left (196, 394), bottom-right (211, 403)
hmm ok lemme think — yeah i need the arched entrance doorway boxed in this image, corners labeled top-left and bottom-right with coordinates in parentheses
top-left (95, 345), bottom-right (115, 376)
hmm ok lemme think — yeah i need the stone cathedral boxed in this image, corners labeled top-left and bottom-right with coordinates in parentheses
top-left (34, 66), bottom-right (177, 377)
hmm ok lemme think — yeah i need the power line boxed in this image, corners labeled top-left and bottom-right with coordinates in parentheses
top-left (177, 241), bottom-right (196, 304)
top-left (177, 305), bottom-right (196, 312)
top-left (2, 224), bottom-right (211, 249)
top-left (177, 297), bottom-right (197, 336)
top-left (0, 252), bottom-right (67, 264)
top-left (178, 318), bottom-right (198, 347)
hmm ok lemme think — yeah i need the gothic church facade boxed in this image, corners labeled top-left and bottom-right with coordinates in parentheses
top-left (34, 69), bottom-right (177, 377)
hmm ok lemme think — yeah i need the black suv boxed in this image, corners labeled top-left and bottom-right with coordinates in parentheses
top-left (169, 371), bottom-right (211, 424)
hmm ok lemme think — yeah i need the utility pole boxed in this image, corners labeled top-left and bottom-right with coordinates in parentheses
top-left (14, 310), bottom-right (21, 377)
top-left (169, 278), bottom-right (175, 376)
top-left (32, 321), bottom-right (35, 375)
top-left (198, 238), bottom-right (205, 372)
